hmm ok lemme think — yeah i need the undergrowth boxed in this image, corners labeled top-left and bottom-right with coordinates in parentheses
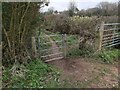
top-left (67, 46), bottom-right (94, 58)
top-left (67, 46), bottom-right (119, 64)
top-left (2, 59), bottom-right (60, 88)
top-left (98, 49), bottom-right (119, 64)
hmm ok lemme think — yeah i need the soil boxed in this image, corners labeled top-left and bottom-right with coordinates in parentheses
top-left (46, 34), bottom-right (119, 88)
top-left (48, 58), bottom-right (118, 88)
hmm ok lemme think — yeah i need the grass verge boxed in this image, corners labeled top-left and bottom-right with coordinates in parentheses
top-left (2, 59), bottom-right (60, 88)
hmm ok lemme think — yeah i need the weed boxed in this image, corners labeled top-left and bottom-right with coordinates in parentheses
top-left (98, 49), bottom-right (119, 64)
top-left (2, 59), bottom-right (60, 88)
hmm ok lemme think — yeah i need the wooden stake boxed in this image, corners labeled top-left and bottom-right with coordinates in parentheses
top-left (63, 34), bottom-right (67, 58)
top-left (99, 21), bottom-right (104, 51)
top-left (32, 36), bottom-right (37, 58)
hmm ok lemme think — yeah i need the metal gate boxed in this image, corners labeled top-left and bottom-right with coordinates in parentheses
top-left (99, 22), bottom-right (120, 50)
top-left (37, 33), bottom-right (67, 62)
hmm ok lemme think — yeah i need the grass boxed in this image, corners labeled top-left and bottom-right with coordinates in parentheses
top-left (3, 58), bottom-right (101, 88)
top-left (2, 59), bottom-right (60, 88)
top-left (97, 48), bottom-right (119, 64)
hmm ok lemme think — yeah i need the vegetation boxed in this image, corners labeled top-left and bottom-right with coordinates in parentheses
top-left (68, 0), bottom-right (78, 17)
top-left (2, 59), bottom-right (60, 88)
top-left (98, 49), bottom-right (119, 64)
top-left (1, 0), bottom-right (119, 89)
top-left (2, 2), bottom-right (49, 66)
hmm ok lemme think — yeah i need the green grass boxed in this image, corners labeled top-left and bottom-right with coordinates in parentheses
top-left (98, 48), bottom-right (119, 64)
top-left (2, 59), bottom-right (60, 88)
top-left (3, 58), bottom-right (94, 88)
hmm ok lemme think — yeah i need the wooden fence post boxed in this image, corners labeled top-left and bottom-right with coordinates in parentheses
top-left (32, 36), bottom-right (37, 58)
top-left (99, 21), bottom-right (104, 51)
top-left (64, 34), bottom-right (67, 58)
top-left (38, 34), bottom-right (41, 58)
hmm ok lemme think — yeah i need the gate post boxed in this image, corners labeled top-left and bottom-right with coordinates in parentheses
top-left (32, 36), bottom-right (37, 58)
top-left (38, 31), bottom-right (41, 58)
top-left (99, 21), bottom-right (104, 51)
top-left (62, 34), bottom-right (67, 58)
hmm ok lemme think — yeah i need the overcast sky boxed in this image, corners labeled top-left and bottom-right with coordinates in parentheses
top-left (42, 0), bottom-right (118, 12)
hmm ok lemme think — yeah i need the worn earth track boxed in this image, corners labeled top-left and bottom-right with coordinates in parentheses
top-left (49, 58), bottom-right (118, 88)
top-left (45, 34), bottom-right (118, 88)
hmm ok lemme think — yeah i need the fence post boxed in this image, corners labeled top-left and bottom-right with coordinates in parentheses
top-left (38, 32), bottom-right (41, 58)
top-left (112, 24), bottom-right (117, 45)
top-left (32, 36), bottom-right (37, 58)
top-left (99, 21), bottom-right (104, 51)
top-left (64, 34), bottom-right (67, 58)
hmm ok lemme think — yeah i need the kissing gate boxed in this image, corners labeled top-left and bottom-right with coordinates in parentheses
top-left (31, 22), bottom-right (120, 62)
top-left (36, 33), bottom-right (67, 62)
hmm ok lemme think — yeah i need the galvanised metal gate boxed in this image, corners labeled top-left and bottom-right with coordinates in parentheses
top-left (99, 22), bottom-right (120, 50)
top-left (37, 33), bottom-right (67, 62)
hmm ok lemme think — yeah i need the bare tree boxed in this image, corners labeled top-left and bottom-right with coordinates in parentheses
top-left (97, 2), bottom-right (118, 16)
top-left (68, 0), bottom-right (78, 17)
top-left (47, 7), bottom-right (54, 14)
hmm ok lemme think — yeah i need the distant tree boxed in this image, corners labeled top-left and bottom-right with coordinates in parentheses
top-left (97, 2), bottom-right (118, 16)
top-left (85, 7), bottom-right (101, 16)
top-left (77, 2), bottom-right (118, 16)
top-left (68, 0), bottom-right (78, 17)
top-left (77, 9), bottom-right (86, 16)
top-left (54, 10), bottom-right (58, 14)
top-left (47, 7), bottom-right (54, 14)
top-left (61, 10), bottom-right (69, 16)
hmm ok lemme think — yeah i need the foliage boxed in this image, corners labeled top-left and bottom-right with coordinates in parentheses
top-left (97, 2), bottom-right (118, 16)
top-left (2, 2), bottom-right (48, 66)
top-left (54, 15), bottom-right (71, 34)
top-left (69, 16), bottom-right (100, 50)
top-left (48, 15), bottom-right (100, 35)
top-left (69, 16), bottom-right (100, 34)
top-left (100, 16), bottom-right (118, 23)
top-left (44, 15), bottom-right (99, 55)
top-left (46, 7), bottom-right (54, 15)
top-left (77, 2), bottom-right (118, 16)
top-left (67, 46), bottom-right (94, 58)
top-left (2, 59), bottom-right (60, 88)
top-left (68, 0), bottom-right (78, 17)
top-left (98, 49), bottom-right (119, 64)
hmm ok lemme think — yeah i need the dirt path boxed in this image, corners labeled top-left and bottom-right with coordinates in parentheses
top-left (49, 38), bottom-right (63, 59)
top-left (48, 58), bottom-right (118, 88)
top-left (45, 34), bottom-right (118, 88)
top-left (44, 34), bottom-right (63, 61)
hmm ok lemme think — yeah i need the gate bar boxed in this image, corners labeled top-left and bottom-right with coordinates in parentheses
top-left (45, 57), bottom-right (64, 62)
top-left (41, 52), bottom-right (63, 58)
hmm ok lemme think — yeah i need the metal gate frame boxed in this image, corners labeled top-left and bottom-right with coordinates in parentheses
top-left (99, 22), bottom-right (120, 50)
top-left (38, 34), bottom-right (67, 62)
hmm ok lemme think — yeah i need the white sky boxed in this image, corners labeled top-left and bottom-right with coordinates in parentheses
top-left (42, 0), bottom-right (118, 12)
